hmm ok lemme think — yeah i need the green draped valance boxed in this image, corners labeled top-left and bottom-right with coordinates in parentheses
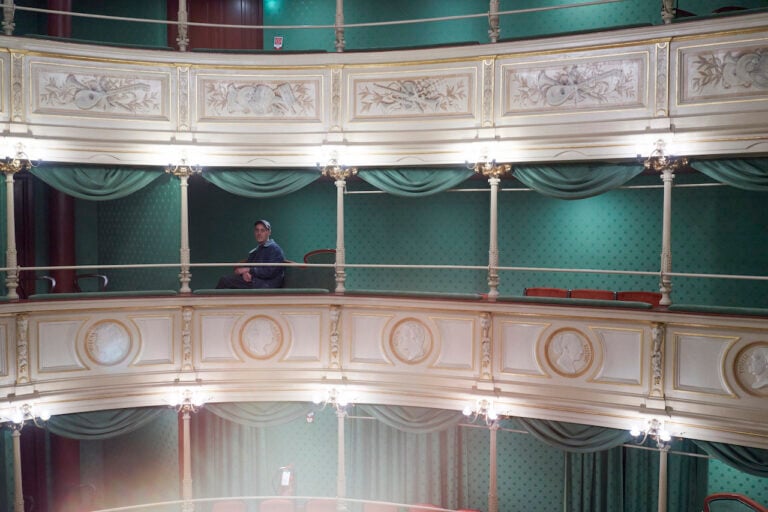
top-left (357, 168), bottom-right (475, 197)
top-left (689, 158), bottom-right (768, 191)
top-left (513, 163), bottom-right (644, 199)
top-left (47, 407), bottom-right (165, 439)
top-left (694, 440), bottom-right (768, 477)
top-left (515, 417), bottom-right (633, 453)
top-left (31, 166), bottom-right (165, 201)
top-left (202, 168), bottom-right (320, 198)
top-left (206, 402), bottom-right (312, 427)
top-left (357, 405), bottom-right (465, 433)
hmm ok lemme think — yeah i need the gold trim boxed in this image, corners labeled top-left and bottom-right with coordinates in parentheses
top-left (544, 327), bottom-right (594, 378)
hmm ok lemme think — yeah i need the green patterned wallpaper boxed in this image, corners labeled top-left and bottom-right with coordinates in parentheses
top-left (707, 458), bottom-right (768, 507)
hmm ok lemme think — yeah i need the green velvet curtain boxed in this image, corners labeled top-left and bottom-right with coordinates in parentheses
top-left (694, 440), bottom-right (768, 477)
top-left (47, 407), bottom-right (165, 439)
top-left (206, 402), bottom-right (311, 427)
top-left (565, 448), bottom-right (626, 511)
top-left (30, 166), bottom-right (164, 200)
top-left (357, 405), bottom-right (465, 433)
top-left (357, 168), bottom-right (475, 197)
top-left (689, 158), bottom-right (768, 191)
top-left (202, 169), bottom-right (320, 198)
top-left (515, 417), bottom-right (632, 452)
top-left (512, 163), bottom-right (644, 199)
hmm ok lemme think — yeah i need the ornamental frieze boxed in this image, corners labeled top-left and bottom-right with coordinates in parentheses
top-left (680, 43), bottom-right (768, 104)
top-left (198, 76), bottom-right (321, 120)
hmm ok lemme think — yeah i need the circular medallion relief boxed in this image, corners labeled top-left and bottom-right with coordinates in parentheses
top-left (390, 319), bottom-right (432, 364)
top-left (85, 321), bottom-right (132, 366)
top-left (734, 342), bottom-right (768, 396)
top-left (545, 328), bottom-right (593, 378)
top-left (240, 316), bottom-right (283, 359)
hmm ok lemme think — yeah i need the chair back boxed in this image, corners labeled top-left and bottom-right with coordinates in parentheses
top-left (703, 493), bottom-right (768, 512)
top-left (570, 289), bottom-right (616, 300)
top-left (524, 287), bottom-right (570, 298)
top-left (363, 503), bottom-right (401, 512)
top-left (305, 499), bottom-right (338, 512)
top-left (259, 498), bottom-right (296, 512)
top-left (212, 500), bottom-right (247, 512)
top-left (284, 248), bottom-right (336, 290)
top-left (616, 291), bottom-right (662, 306)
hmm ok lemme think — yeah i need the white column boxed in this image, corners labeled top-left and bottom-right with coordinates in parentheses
top-left (2, 0), bottom-right (15, 36)
top-left (487, 176), bottom-right (500, 300)
top-left (488, 0), bottom-right (500, 43)
top-left (4, 171), bottom-right (18, 299)
top-left (334, 0), bottom-right (345, 52)
top-left (176, 0), bottom-right (189, 51)
top-left (659, 167), bottom-right (674, 306)
top-left (12, 428), bottom-right (23, 512)
top-left (181, 409), bottom-right (194, 512)
top-left (657, 447), bottom-right (669, 512)
top-left (334, 179), bottom-right (347, 293)
top-left (488, 422), bottom-right (499, 512)
top-left (336, 409), bottom-right (347, 511)
top-left (179, 173), bottom-right (192, 293)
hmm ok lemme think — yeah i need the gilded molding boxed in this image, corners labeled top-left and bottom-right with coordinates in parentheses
top-left (482, 58), bottom-right (494, 126)
top-left (329, 305), bottom-right (341, 368)
top-left (650, 322), bottom-right (665, 397)
top-left (655, 41), bottom-right (670, 116)
top-left (11, 51), bottom-right (22, 122)
top-left (480, 312), bottom-right (492, 380)
top-left (182, 306), bottom-right (193, 370)
top-left (15, 313), bottom-right (28, 384)
top-left (178, 65), bottom-right (190, 131)
top-left (331, 66), bottom-right (342, 130)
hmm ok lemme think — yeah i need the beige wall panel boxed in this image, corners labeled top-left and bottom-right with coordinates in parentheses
top-left (591, 327), bottom-right (644, 385)
top-left (199, 313), bottom-right (241, 362)
top-left (37, 320), bottom-right (86, 372)
top-left (132, 316), bottom-right (175, 366)
top-left (497, 320), bottom-right (548, 376)
top-left (347, 312), bottom-right (392, 365)
top-left (0, 322), bottom-right (7, 378)
top-left (673, 333), bottom-right (736, 395)
top-left (431, 316), bottom-right (474, 370)
top-left (281, 312), bottom-right (323, 362)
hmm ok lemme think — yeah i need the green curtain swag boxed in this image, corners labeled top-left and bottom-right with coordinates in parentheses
top-left (694, 440), bottom-right (768, 477)
top-left (357, 168), bottom-right (475, 197)
top-left (202, 168), bottom-right (320, 198)
top-left (689, 158), bottom-right (768, 191)
top-left (46, 407), bottom-right (165, 440)
top-left (205, 402), bottom-right (312, 428)
top-left (31, 166), bottom-right (164, 201)
top-left (513, 163), bottom-right (644, 199)
top-left (515, 417), bottom-right (633, 453)
top-left (357, 405), bottom-right (465, 433)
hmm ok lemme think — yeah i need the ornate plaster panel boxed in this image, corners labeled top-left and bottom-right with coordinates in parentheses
top-left (36, 320), bottom-right (86, 372)
top-left (431, 317), bottom-right (474, 370)
top-left (677, 40), bottom-right (768, 106)
top-left (132, 316), bottom-right (175, 365)
top-left (30, 61), bottom-right (170, 120)
top-left (281, 313), bottom-right (322, 362)
top-left (200, 313), bottom-right (240, 362)
top-left (590, 327), bottom-right (644, 385)
top-left (0, 323), bottom-right (7, 377)
top-left (673, 332), bottom-right (736, 395)
top-left (498, 320), bottom-right (548, 376)
top-left (347, 312), bottom-right (392, 364)
top-left (500, 51), bottom-right (648, 116)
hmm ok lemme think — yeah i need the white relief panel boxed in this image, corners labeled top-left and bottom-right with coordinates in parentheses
top-left (677, 40), bottom-right (768, 106)
top-left (37, 320), bottom-right (86, 372)
top-left (432, 317), bottom-right (473, 370)
top-left (30, 61), bottom-right (170, 120)
top-left (132, 316), bottom-right (175, 366)
top-left (591, 327), bottom-right (644, 385)
top-left (347, 66), bottom-right (477, 121)
top-left (0, 323), bottom-right (7, 378)
top-left (347, 313), bottom-right (392, 364)
top-left (674, 333), bottom-right (737, 395)
top-left (200, 314), bottom-right (241, 362)
top-left (0, 53), bottom-right (8, 121)
top-left (498, 321), bottom-right (548, 376)
top-left (196, 73), bottom-right (322, 121)
top-left (282, 313), bottom-right (322, 362)
top-left (500, 51), bottom-right (648, 116)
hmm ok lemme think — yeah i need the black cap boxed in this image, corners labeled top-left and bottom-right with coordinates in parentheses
top-left (254, 219), bottom-right (271, 231)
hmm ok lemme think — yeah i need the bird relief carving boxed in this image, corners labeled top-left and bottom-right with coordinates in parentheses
top-left (507, 61), bottom-right (637, 112)
top-left (39, 73), bottom-right (159, 113)
top-left (204, 80), bottom-right (316, 118)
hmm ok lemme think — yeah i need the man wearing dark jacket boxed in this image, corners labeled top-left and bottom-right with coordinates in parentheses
top-left (216, 219), bottom-right (285, 289)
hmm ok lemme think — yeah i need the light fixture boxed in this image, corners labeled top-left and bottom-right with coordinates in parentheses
top-left (317, 157), bottom-right (357, 181)
top-left (463, 398), bottom-right (501, 425)
top-left (165, 158), bottom-right (202, 177)
top-left (167, 387), bottom-right (209, 414)
top-left (643, 139), bottom-right (687, 173)
top-left (630, 418), bottom-right (672, 449)
top-left (312, 387), bottom-right (353, 414)
top-left (3, 403), bottom-right (51, 431)
top-left (467, 156), bottom-right (511, 178)
top-left (0, 142), bottom-right (38, 174)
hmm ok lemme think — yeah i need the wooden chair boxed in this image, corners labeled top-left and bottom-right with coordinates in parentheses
top-left (304, 499), bottom-right (338, 512)
top-left (212, 500), bottom-right (247, 512)
top-left (616, 291), bottom-right (662, 307)
top-left (284, 248), bottom-right (336, 290)
top-left (570, 289), bottom-right (616, 300)
top-left (523, 287), bottom-right (570, 298)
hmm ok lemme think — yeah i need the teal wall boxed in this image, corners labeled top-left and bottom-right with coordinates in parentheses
top-left (707, 458), bottom-right (768, 507)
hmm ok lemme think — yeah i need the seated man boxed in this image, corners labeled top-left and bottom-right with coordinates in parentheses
top-left (216, 219), bottom-right (285, 289)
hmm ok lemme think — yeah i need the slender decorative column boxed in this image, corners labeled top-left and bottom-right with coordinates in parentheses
top-left (488, 0), bottom-right (500, 43)
top-left (181, 409), bottom-right (194, 512)
top-left (473, 159), bottom-right (510, 300)
top-left (488, 421), bottom-right (499, 512)
top-left (166, 160), bottom-right (201, 294)
top-left (644, 140), bottom-right (686, 306)
top-left (336, 408), bottom-right (346, 511)
top-left (657, 446), bottom-right (669, 512)
top-left (4, 170), bottom-right (19, 299)
top-left (2, 0), bottom-right (15, 36)
top-left (661, 0), bottom-right (675, 24)
top-left (334, 0), bottom-right (345, 52)
top-left (177, 0), bottom-right (189, 52)
top-left (12, 426), bottom-right (23, 512)
top-left (321, 159), bottom-right (357, 294)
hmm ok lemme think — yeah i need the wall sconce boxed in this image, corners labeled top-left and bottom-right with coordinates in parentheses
top-left (643, 139), bottom-right (687, 173)
top-left (630, 418), bottom-right (672, 449)
top-left (312, 387), bottom-right (353, 414)
top-left (3, 403), bottom-right (51, 431)
top-left (167, 387), bottom-right (209, 414)
top-left (463, 398), bottom-right (501, 425)
top-left (0, 142), bottom-right (39, 174)
top-left (165, 159), bottom-right (202, 178)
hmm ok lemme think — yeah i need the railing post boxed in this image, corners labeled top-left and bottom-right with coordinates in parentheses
top-left (166, 161), bottom-right (201, 294)
top-left (3, 170), bottom-right (19, 299)
top-left (657, 446), bottom-right (669, 512)
top-left (334, 0), bottom-right (345, 52)
top-left (12, 427), bottom-right (23, 512)
top-left (2, 0), bottom-right (14, 36)
top-left (321, 159), bottom-right (356, 294)
top-left (181, 409), bottom-right (194, 512)
top-left (488, 0), bottom-right (500, 43)
top-left (177, 0), bottom-right (190, 52)
top-left (474, 160), bottom-right (510, 300)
